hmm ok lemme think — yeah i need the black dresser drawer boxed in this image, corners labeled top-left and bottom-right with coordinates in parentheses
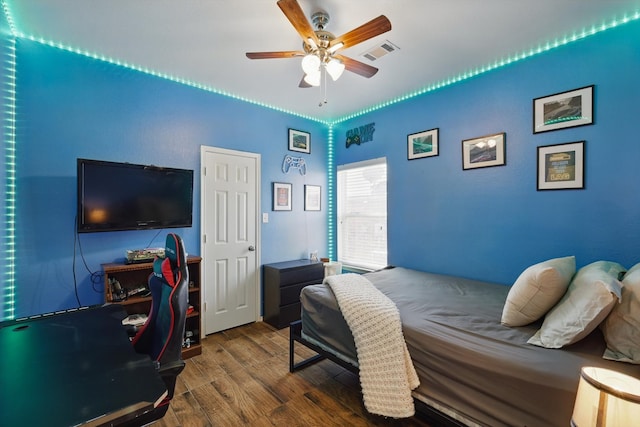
top-left (276, 302), bottom-right (302, 329)
top-left (281, 280), bottom-right (321, 306)
top-left (279, 268), bottom-right (324, 287)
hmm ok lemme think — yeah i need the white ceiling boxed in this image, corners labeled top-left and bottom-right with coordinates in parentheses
top-left (6, 0), bottom-right (640, 121)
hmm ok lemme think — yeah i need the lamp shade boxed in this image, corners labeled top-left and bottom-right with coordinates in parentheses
top-left (303, 70), bottom-right (321, 87)
top-left (571, 367), bottom-right (640, 427)
top-left (301, 54), bottom-right (321, 75)
top-left (325, 58), bottom-right (345, 81)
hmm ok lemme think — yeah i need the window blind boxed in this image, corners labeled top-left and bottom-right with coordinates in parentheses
top-left (337, 157), bottom-right (387, 270)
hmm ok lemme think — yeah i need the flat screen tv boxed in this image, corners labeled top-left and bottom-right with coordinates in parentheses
top-left (77, 158), bottom-right (194, 233)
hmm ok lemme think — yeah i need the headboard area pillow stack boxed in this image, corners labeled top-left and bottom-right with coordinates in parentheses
top-left (502, 257), bottom-right (639, 362)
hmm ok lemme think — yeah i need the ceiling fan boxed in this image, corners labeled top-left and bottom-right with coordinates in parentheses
top-left (246, 0), bottom-right (392, 88)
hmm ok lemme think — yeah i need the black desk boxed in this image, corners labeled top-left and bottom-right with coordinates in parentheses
top-left (0, 304), bottom-right (167, 426)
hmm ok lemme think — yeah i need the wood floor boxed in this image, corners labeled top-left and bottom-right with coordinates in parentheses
top-left (153, 321), bottom-right (434, 426)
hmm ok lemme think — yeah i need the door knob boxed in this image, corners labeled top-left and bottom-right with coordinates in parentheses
top-left (248, 245), bottom-right (255, 251)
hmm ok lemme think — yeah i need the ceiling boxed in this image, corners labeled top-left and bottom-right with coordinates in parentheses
top-left (6, 0), bottom-right (640, 121)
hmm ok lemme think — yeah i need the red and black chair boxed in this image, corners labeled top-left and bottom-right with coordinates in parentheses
top-left (129, 233), bottom-right (189, 424)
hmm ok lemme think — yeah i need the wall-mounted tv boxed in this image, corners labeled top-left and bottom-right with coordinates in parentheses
top-left (77, 158), bottom-right (194, 233)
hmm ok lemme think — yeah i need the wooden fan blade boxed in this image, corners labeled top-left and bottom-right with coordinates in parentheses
top-left (330, 15), bottom-right (391, 51)
top-left (246, 51), bottom-right (304, 59)
top-left (334, 54), bottom-right (379, 78)
top-left (277, 0), bottom-right (319, 45)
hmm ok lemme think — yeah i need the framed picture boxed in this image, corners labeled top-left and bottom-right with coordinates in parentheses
top-left (272, 182), bottom-right (292, 211)
top-left (304, 185), bottom-right (321, 211)
top-left (462, 132), bottom-right (506, 170)
top-left (408, 128), bottom-right (439, 160)
top-left (537, 141), bottom-right (585, 190)
top-left (533, 85), bottom-right (594, 133)
top-left (288, 128), bottom-right (311, 154)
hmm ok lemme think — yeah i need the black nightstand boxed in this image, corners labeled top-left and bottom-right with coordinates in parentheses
top-left (263, 259), bottom-right (324, 329)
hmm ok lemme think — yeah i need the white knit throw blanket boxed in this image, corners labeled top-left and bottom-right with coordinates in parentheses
top-left (323, 273), bottom-right (420, 418)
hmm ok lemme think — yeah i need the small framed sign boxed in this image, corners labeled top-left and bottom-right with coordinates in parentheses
top-left (537, 141), bottom-right (585, 190)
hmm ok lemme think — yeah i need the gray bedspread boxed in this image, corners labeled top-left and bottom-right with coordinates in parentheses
top-left (299, 267), bottom-right (640, 427)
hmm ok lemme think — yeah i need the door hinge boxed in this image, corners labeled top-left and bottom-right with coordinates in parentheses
top-left (203, 234), bottom-right (206, 244)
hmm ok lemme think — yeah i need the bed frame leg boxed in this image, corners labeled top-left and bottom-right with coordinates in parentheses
top-left (289, 320), bottom-right (326, 373)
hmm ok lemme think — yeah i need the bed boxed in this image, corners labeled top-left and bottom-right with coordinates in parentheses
top-left (289, 266), bottom-right (640, 427)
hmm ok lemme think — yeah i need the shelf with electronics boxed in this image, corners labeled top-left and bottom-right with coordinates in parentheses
top-left (102, 255), bottom-right (202, 359)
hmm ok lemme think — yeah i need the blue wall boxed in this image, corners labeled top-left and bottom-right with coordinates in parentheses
top-left (5, 16), bottom-right (640, 318)
top-left (333, 19), bottom-right (640, 285)
top-left (14, 40), bottom-right (328, 317)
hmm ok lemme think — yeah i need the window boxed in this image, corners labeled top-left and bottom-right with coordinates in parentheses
top-left (337, 157), bottom-right (387, 270)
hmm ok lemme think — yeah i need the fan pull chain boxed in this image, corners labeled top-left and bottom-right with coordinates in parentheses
top-left (319, 68), bottom-right (328, 107)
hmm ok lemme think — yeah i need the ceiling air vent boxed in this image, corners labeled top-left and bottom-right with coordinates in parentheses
top-left (362, 40), bottom-right (399, 61)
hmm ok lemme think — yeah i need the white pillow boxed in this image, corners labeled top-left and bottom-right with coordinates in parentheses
top-left (501, 256), bottom-right (575, 327)
top-left (528, 261), bottom-right (624, 349)
top-left (601, 263), bottom-right (640, 363)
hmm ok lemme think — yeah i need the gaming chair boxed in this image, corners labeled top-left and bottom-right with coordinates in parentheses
top-left (128, 233), bottom-right (189, 424)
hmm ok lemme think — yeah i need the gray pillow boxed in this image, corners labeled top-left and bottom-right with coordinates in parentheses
top-left (528, 261), bottom-right (624, 349)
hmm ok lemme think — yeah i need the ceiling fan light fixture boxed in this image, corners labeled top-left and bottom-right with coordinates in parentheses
top-left (304, 70), bottom-right (321, 87)
top-left (306, 37), bottom-right (318, 50)
top-left (246, 1), bottom-right (391, 93)
top-left (327, 42), bottom-right (344, 54)
top-left (325, 58), bottom-right (345, 81)
top-left (301, 53), bottom-right (321, 74)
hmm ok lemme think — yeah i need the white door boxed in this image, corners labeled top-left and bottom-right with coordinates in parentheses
top-left (201, 146), bottom-right (260, 334)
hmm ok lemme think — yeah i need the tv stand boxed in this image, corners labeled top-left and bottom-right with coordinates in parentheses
top-left (102, 256), bottom-right (202, 359)
top-left (124, 258), bottom-right (156, 265)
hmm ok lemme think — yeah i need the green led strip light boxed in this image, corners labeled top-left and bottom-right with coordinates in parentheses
top-left (1, 0), bottom-right (16, 36)
top-left (2, 37), bottom-right (17, 321)
top-left (2, 0), bottom-right (19, 320)
top-left (0, 0), bottom-right (331, 125)
top-left (16, 31), bottom-right (332, 126)
top-left (326, 125), bottom-right (335, 261)
top-left (4, 4), bottom-right (639, 127)
top-left (332, 10), bottom-right (640, 124)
